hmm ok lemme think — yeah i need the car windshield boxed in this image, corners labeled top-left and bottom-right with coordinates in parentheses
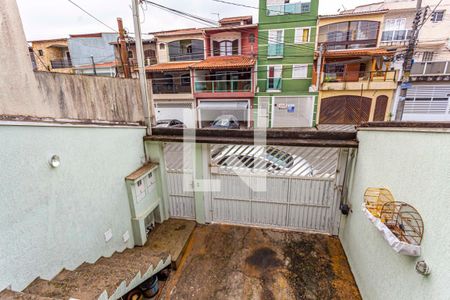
top-left (215, 119), bottom-right (230, 126)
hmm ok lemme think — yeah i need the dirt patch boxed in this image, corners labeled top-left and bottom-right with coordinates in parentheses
top-left (246, 247), bottom-right (283, 270)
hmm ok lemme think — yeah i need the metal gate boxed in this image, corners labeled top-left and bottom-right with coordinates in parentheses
top-left (207, 145), bottom-right (345, 234)
top-left (164, 143), bottom-right (196, 219)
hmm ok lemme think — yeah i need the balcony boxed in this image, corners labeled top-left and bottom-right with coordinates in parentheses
top-left (195, 79), bottom-right (252, 93)
top-left (50, 59), bottom-right (72, 69)
top-left (267, 1), bottom-right (311, 16)
top-left (321, 71), bottom-right (398, 91)
top-left (169, 53), bottom-right (204, 62)
top-left (411, 61), bottom-right (450, 81)
top-left (152, 83), bottom-right (191, 94)
top-left (268, 44), bottom-right (284, 58)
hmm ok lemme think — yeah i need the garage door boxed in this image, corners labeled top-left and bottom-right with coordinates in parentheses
top-left (206, 144), bottom-right (346, 234)
top-left (272, 96), bottom-right (314, 127)
top-left (320, 96), bottom-right (372, 124)
top-left (156, 102), bottom-right (196, 128)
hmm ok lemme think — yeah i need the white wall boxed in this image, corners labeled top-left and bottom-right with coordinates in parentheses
top-left (340, 128), bottom-right (450, 300)
top-left (0, 124), bottom-right (147, 291)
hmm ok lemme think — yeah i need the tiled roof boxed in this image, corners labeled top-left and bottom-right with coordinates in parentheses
top-left (318, 49), bottom-right (395, 58)
top-left (319, 9), bottom-right (388, 19)
top-left (152, 28), bottom-right (203, 37)
top-left (192, 56), bottom-right (256, 70)
top-left (219, 16), bottom-right (253, 24)
top-left (146, 62), bottom-right (194, 72)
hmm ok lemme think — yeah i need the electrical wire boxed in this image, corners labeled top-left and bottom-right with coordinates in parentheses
top-left (66, 0), bottom-right (118, 33)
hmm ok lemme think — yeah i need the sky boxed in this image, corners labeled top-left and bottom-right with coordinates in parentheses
top-left (16, 0), bottom-right (377, 41)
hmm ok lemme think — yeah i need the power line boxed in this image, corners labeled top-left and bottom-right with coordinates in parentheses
top-left (66, 0), bottom-right (118, 33)
top-left (417, 0), bottom-right (444, 32)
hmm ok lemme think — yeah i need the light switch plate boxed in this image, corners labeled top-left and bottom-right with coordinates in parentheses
top-left (104, 229), bottom-right (113, 242)
top-left (123, 231), bottom-right (130, 243)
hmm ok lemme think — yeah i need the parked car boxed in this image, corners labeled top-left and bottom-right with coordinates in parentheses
top-left (155, 119), bottom-right (186, 128)
top-left (210, 115), bottom-right (240, 129)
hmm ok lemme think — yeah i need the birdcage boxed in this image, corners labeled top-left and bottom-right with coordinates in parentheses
top-left (379, 201), bottom-right (424, 246)
top-left (364, 188), bottom-right (395, 218)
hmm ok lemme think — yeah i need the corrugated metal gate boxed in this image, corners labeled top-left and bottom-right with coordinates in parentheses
top-left (163, 142), bottom-right (347, 234)
top-left (164, 143), bottom-right (196, 219)
top-left (207, 145), bottom-right (344, 234)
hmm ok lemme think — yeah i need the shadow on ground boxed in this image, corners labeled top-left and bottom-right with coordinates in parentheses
top-left (160, 224), bottom-right (361, 300)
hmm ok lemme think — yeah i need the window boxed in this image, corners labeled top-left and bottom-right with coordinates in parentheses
top-left (292, 64), bottom-right (308, 79)
top-left (267, 65), bottom-right (282, 90)
top-left (266, 0), bottom-right (311, 16)
top-left (382, 18), bottom-right (411, 42)
top-left (128, 50), bottom-right (133, 59)
top-left (168, 39), bottom-right (204, 61)
top-left (181, 73), bottom-right (191, 86)
top-left (318, 21), bottom-right (379, 50)
top-left (38, 49), bottom-right (44, 56)
top-left (295, 27), bottom-right (310, 43)
top-left (431, 10), bottom-right (445, 22)
top-left (423, 52), bottom-right (434, 62)
top-left (212, 40), bottom-right (239, 56)
top-left (249, 33), bottom-right (256, 44)
top-left (159, 43), bottom-right (165, 50)
top-left (268, 29), bottom-right (284, 57)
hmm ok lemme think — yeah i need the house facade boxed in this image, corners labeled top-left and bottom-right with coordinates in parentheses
top-left (381, 0), bottom-right (450, 121)
top-left (193, 16), bottom-right (258, 128)
top-left (112, 39), bottom-right (157, 78)
top-left (29, 38), bottom-right (73, 74)
top-left (68, 32), bottom-right (118, 77)
top-left (146, 28), bottom-right (205, 128)
top-left (255, 0), bottom-right (319, 128)
top-left (314, 10), bottom-right (398, 125)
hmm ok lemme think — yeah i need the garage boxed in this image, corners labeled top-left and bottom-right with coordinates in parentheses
top-left (319, 95), bottom-right (372, 124)
top-left (155, 102), bottom-right (196, 128)
top-left (272, 96), bottom-right (315, 128)
top-left (197, 100), bottom-right (251, 128)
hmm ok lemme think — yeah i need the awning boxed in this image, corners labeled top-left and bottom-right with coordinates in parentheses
top-left (146, 62), bottom-right (194, 72)
top-left (316, 48), bottom-right (395, 59)
top-left (192, 56), bottom-right (256, 70)
top-left (198, 101), bottom-right (249, 110)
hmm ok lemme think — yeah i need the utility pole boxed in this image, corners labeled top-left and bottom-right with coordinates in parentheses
top-left (132, 0), bottom-right (154, 135)
top-left (396, 0), bottom-right (423, 120)
top-left (117, 17), bottom-right (131, 78)
top-left (91, 55), bottom-right (97, 76)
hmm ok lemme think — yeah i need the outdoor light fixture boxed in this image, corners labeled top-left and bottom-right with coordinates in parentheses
top-left (415, 260), bottom-right (431, 276)
top-left (49, 155), bottom-right (61, 168)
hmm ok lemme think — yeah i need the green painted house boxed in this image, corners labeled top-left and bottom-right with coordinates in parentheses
top-left (255, 0), bottom-right (319, 128)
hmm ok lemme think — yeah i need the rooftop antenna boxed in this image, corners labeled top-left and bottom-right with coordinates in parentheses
top-left (211, 13), bottom-right (220, 22)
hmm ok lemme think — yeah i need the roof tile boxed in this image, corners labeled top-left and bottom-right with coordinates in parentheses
top-left (192, 55), bottom-right (256, 70)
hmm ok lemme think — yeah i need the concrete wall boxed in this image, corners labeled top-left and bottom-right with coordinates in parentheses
top-left (0, 124), bottom-right (147, 291)
top-left (340, 128), bottom-right (450, 300)
top-left (33, 72), bottom-right (144, 122)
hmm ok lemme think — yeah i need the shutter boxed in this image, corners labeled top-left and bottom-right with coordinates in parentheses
top-left (232, 40), bottom-right (239, 55)
top-left (213, 41), bottom-right (220, 56)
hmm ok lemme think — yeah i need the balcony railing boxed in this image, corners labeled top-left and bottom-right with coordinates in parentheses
top-left (323, 71), bottom-right (397, 83)
top-left (152, 83), bottom-right (191, 94)
top-left (267, 1), bottom-right (311, 16)
top-left (169, 53), bottom-right (204, 62)
top-left (195, 79), bottom-right (252, 93)
top-left (267, 77), bottom-right (282, 90)
top-left (268, 44), bottom-right (284, 58)
top-left (50, 59), bottom-right (72, 69)
top-left (411, 61), bottom-right (450, 76)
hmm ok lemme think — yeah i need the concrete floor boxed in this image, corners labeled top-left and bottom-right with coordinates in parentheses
top-left (160, 224), bottom-right (361, 300)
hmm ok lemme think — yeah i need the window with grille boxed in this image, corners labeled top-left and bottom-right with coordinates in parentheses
top-left (422, 52), bottom-right (434, 62)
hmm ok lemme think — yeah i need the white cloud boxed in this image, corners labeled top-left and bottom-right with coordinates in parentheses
top-left (16, 0), bottom-right (377, 40)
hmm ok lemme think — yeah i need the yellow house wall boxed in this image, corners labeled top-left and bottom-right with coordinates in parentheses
top-left (317, 13), bottom-right (386, 48)
top-left (31, 39), bottom-right (73, 74)
top-left (317, 88), bottom-right (395, 123)
top-left (155, 33), bottom-right (205, 63)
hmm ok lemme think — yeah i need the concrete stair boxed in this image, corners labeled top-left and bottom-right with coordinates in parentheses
top-left (2, 219), bottom-right (196, 300)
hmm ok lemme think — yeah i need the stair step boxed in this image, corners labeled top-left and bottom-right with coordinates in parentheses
top-left (0, 289), bottom-right (61, 300)
top-left (22, 279), bottom-right (71, 299)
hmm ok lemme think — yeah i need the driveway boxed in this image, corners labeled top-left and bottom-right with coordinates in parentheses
top-left (160, 224), bottom-right (361, 300)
